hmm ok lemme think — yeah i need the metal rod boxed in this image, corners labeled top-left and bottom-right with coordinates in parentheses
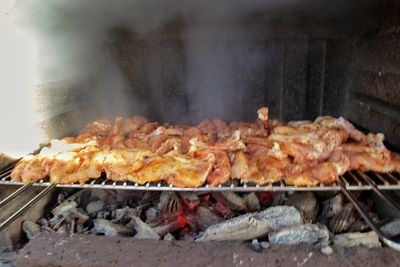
top-left (0, 183), bottom-right (32, 208)
top-left (0, 158), bottom-right (21, 175)
top-left (338, 178), bottom-right (400, 251)
top-left (0, 184), bottom-right (55, 232)
top-left (356, 171), bottom-right (400, 212)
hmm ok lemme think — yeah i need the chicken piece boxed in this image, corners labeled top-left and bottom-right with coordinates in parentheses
top-left (229, 122), bottom-right (267, 138)
top-left (189, 131), bottom-right (246, 152)
top-left (257, 107), bottom-right (269, 130)
top-left (20, 156), bottom-right (48, 183)
top-left (11, 157), bottom-right (30, 181)
top-left (79, 119), bottom-right (112, 139)
top-left (102, 148), bottom-right (153, 181)
top-left (194, 150), bottom-right (231, 186)
top-left (140, 122), bottom-right (160, 134)
top-left (285, 162), bottom-right (346, 186)
top-left (156, 138), bottom-right (182, 155)
top-left (392, 153), bottom-right (400, 173)
top-left (342, 133), bottom-right (393, 172)
top-left (130, 151), bottom-right (213, 187)
top-left (285, 148), bottom-right (349, 186)
top-left (315, 116), bottom-right (366, 142)
top-left (231, 151), bottom-right (248, 179)
top-left (49, 146), bottom-right (105, 184)
top-left (12, 139), bottom-right (98, 183)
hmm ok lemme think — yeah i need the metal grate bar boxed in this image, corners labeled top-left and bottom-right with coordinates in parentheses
top-left (338, 176), bottom-right (400, 251)
top-left (1, 173), bottom-right (400, 191)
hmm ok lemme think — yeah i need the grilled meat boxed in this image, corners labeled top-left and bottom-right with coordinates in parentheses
top-left (10, 107), bottom-right (399, 187)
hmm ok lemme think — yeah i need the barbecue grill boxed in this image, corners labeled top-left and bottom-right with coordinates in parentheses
top-left (2, 0), bottom-right (400, 265)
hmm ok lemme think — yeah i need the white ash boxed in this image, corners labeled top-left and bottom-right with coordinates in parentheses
top-left (129, 216), bottom-right (160, 240)
top-left (163, 233), bottom-right (175, 241)
top-left (380, 218), bottom-right (400, 237)
top-left (333, 231), bottom-right (381, 249)
top-left (268, 224), bottom-right (330, 248)
top-left (22, 221), bottom-right (41, 240)
top-left (197, 206), bottom-right (302, 241)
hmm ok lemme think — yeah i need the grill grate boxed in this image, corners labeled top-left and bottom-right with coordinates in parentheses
top-left (1, 161), bottom-right (400, 250)
top-left (1, 161), bottom-right (399, 191)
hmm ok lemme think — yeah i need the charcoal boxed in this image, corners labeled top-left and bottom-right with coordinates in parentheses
top-left (38, 218), bottom-right (49, 228)
top-left (348, 220), bottom-right (369, 232)
top-left (152, 215), bottom-right (187, 237)
top-left (178, 192), bottom-right (200, 209)
top-left (145, 207), bottom-right (159, 226)
top-left (56, 225), bottom-right (68, 235)
top-left (92, 219), bottom-right (134, 237)
top-left (380, 218), bottom-right (400, 237)
top-left (251, 239), bottom-right (263, 252)
top-left (244, 193), bottom-right (261, 211)
top-left (49, 214), bottom-right (66, 229)
top-left (157, 192), bottom-right (181, 216)
top-left (51, 200), bottom-right (77, 217)
top-left (328, 203), bottom-right (355, 233)
top-left (76, 223), bottom-right (84, 234)
top-left (163, 233), bottom-right (176, 241)
top-left (286, 192), bottom-right (318, 222)
top-left (213, 192), bottom-right (247, 211)
top-left (320, 194), bottom-right (343, 219)
top-left (197, 206), bottom-right (302, 241)
top-left (333, 231), bottom-right (381, 248)
top-left (57, 192), bottom-right (68, 204)
top-left (271, 192), bottom-right (287, 206)
top-left (114, 207), bottom-right (137, 224)
top-left (22, 221), bottom-right (41, 240)
top-left (212, 201), bottom-right (235, 219)
top-left (85, 200), bottom-right (104, 215)
top-left (97, 210), bottom-right (112, 220)
top-left (130, 216), bottom-right (160, 240)
top-left (89, 190), bottom-right (109, 203)
top-left (268, 224), bottom-right (330, 248)
top-left (321, 246), bottom-right (334, 255)
top-left (69, 219), bottom-right (75, 234)
top-left (196, 206), bottom-right (223, 230)
top-left (70, 208), bottom-right (89, 225)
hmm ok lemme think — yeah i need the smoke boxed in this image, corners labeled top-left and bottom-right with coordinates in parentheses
top-left (4, 0), bottom-right (361, 155)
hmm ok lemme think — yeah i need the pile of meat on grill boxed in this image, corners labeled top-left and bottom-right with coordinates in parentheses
top-left (11, 107), bottom-right (400, 187)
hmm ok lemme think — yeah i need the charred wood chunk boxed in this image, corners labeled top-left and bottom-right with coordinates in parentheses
top-left (286, 192), bottom-right (318, 223)
top-left (244, 193), bottom-right (261, 212)
top-left (196, 206), bottom-right (223, 230)
top-left (212, 192), bottom-right (247, 212)
top-left (92, 219), bottom-right (134, 237)
top-left (85, 200), bottom-right (105, 216)
top-left (319, 194), bottom-right (343, 220)
top-left (129, 216), bottom-right (160, 240)
top-left (328, 203), bottom-right (355, 233)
